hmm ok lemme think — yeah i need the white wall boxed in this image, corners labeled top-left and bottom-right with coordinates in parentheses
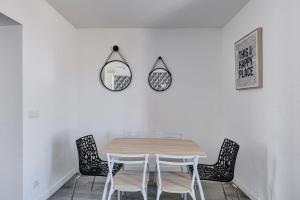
top-left (78, 28), bottom-right (224, 163)
top-left (0, 1), bottom-right (79, 200)
top-left (221, 0), bottom-right (300, 199)
top-left (0, 12), bottom-right (20, 26)
top-left (0, 25), bottom-right (22, 200)
top-left (2, 1), bottom-right (299, 200)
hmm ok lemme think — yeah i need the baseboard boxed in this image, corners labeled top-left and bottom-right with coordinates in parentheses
top-left (234, 178), bottom-right (259, 200)
top-left (38, 169), bottom-right (77, 200)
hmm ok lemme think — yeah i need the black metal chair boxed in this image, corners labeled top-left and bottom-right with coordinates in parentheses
top-left (189, 138), bottom-right (240, 200)
top-left (71, 135), bottom-right (123, 200)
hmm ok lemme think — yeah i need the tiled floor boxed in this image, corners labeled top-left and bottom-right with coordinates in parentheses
top-left (49, 174), bottom-right (250, 200)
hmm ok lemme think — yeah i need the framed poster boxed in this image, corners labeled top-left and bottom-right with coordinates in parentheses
top-left (235, 28), bottom-right (263, 90)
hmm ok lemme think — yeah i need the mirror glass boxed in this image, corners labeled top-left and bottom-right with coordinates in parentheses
top-left (148, 68), bottom-right (172, 92)
top-left (100, 60), bottom-right (132, 91)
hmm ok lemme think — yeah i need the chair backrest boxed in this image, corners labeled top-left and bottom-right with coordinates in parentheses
top-left (216, 138), bottom-right (240, 180)
top-left (154, 132), bottom-right (183, 139)
top-left (156, 154), bottom-right (199, 190)
top-left (106, 130), bottom-right (125, 142)
top-left (108, 130), bottom-right (150, 141)
top-left (123, 131), bottom-right (149, 139)
top-left (107, 153), bottom-right (149, 188)
top-left (76, 135), bottom-right (101, 174)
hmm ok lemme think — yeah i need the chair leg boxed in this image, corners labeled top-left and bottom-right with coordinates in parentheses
top-left (232, 183), bottom-right (241, 200)
top-left (154, 164), bottom-right (157, 183)
top-left (91, 176), bottom-right (96, 191)
top-left (107, 186), bottom-right (114, 200)
top-left (184, 193), bottom-right (187, 200)
top-left (156, 189), bottom-right (161, 200)
top-left (190, 190), bottom-right (196, 200)
top-left (142, 188), bottom-right (147, 200)
top-left (118, 190), bottom-right (121, 200)
top-left (102, 176), bottom-right (111, 200)
top-left (195, 172), bottom-right (205, 200)
top-left (221, 183), bottom-right (228, 200)
top-left (71, 174), bottom-right (81, 200)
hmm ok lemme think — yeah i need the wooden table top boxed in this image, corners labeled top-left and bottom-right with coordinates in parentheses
top-left (101, 138), bottom-right (207, 158)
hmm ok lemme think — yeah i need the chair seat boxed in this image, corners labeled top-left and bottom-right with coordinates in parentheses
top-left (80, 160), bottom-right (123, 176)
top-left (189, 164), bottom-right (233, 182)
top-left (188, 138), bottom-right (239, 183)
top-left (114, 170), bottom-right (149, 192)
top-left (161, 172), bottom-right (193, 193)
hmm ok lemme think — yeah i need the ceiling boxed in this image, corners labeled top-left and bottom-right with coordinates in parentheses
top-left (46, 0), bottom-right (249, 28)
top-left (0, 13), bottom-right (20, 26)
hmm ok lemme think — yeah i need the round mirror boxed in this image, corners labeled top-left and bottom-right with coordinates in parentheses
top-left (100, 60), bottom-right (132, 91)
top-left (148, 68), bottom-right (172, 92)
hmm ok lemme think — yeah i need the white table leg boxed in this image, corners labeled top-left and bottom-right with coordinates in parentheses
top-left (196, 168), bottom-right (205, 200)
top-left (102, 176), bottom-right (110, 200)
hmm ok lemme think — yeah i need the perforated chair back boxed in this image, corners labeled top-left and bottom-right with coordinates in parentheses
top-left (216, 138), bottom-right (240, 181)
top-left (76, 135), bottom-right (101, 175)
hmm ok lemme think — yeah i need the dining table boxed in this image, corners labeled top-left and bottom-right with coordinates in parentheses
top-left (100, 138), bottom-right (207, 200)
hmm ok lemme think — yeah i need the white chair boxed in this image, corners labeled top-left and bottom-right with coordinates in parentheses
top-left (155, 154), bottom-right (202, 200)
top-left (152, 132), bottom-right (184, 183)
top-left (153, 132), bottom-right (183, 139)
top-left (124, 131), bottom-right (149, 138)
top-left (106, 130), bottom-right (126, 142)
top-left (106, 153), bottom-right (149, 200)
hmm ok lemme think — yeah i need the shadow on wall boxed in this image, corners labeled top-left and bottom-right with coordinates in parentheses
top-left (267, 152), bottom-right (276, 200)
top-left (51, 131), bottom-right (77, 183)
top-left (234, 136), bottom-right (269, 200)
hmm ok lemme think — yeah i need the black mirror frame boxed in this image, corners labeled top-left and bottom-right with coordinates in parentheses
top-left (148, 57), bottom-right (172, 92)
top-left (99, 60), bottom-right (132, 92)
top-left (99, 45), bottom-right (132, 92)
